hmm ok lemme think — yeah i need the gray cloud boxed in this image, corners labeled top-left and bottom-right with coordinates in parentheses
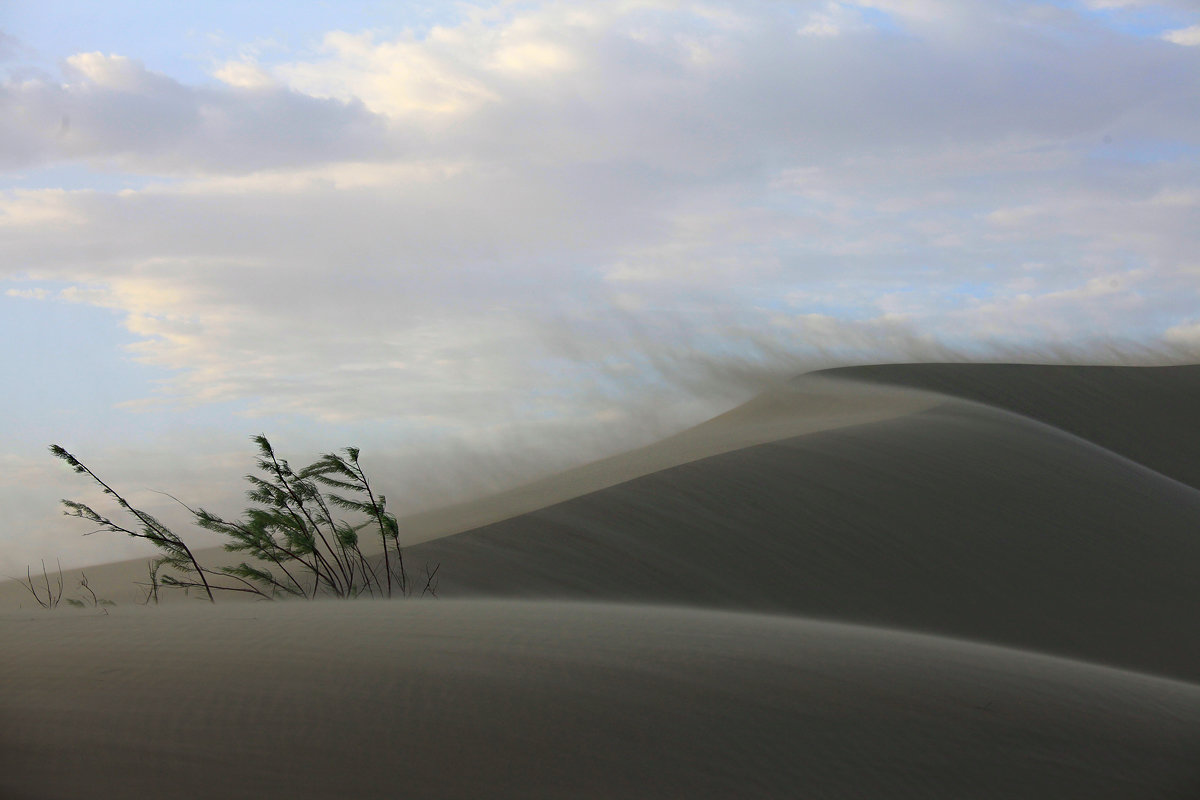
top-left (0, 30), bottom-right (22, 62)
top-left (1, 0), bottom-right (1199, 428)
top-left (0, 52), bottom-right (394, 173)
top-left (8, 0), bottom-right (1200, 579)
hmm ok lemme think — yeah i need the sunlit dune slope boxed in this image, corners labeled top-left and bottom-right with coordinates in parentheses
top-left (4, 601), bottom-right (1200, 799)
top-left (409, 364), bottom-right (1200, 682)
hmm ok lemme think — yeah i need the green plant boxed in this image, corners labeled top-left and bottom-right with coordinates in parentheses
top-left (51, 444), bottom-right (218, 602)
top-left (51, 436), bottom-right (435, 601)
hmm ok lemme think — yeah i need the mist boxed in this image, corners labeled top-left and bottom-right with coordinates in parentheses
top-left (3, 0), bottom-right (1200, 574)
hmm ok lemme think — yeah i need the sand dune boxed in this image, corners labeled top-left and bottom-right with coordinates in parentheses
top-left (5, 601), bottom-right (1200, 799)
top-left (4, 363), bottom-right (1200, 796)
top-left (409, 369), bottom-right (1200, 682)
top-left (828, 363), bottom-right (1200, 491)
top-left (0, 372), bottom-right (939, 607)
top-left (394, 372), bottom-right (943, 545)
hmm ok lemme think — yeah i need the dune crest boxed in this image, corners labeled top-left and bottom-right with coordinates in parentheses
top-left (5, 362), bottom-right (1200, 796)
top-left (0, 372), bottom-right (937, 607)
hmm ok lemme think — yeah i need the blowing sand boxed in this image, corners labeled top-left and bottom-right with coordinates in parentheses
top-left (4, 363), bottom-right (1200, 797)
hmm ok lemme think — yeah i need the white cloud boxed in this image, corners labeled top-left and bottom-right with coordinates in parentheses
top-left (0, 189), bottom-right (85, 227)
top-left (4, 287), bottom-right (48, 300)
top-left (1, 0), bottom-right (1199, 432)
top-left (1080, 0), bottom-right (1200, 9)
top-left (65, 52), bottom-right (157, 90)
top-left (213, 60), bottom-right (276, 89)
top-left (274, 29), bottom-right (502, 116)
top-left (0, 51), bottom-right (392, 173)
top-left (798, 18), bottom-right (841, 37)
top-left (1166, 319), bottom-right (1200, 344)
top-left (490, 39), bottom-right (577, 75)
top-left (4, 1), bottom-right (1200, 577)
top-left (1163, 24), bottom-right (1200, 44)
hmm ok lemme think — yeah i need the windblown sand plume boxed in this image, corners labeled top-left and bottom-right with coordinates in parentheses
top-left (4, 363), bottom-right (1200, 797)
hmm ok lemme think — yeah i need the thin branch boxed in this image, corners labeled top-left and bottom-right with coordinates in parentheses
top-left (421, 562), bottom-right (441, 598)
top-left (50, 446), bottom-right (215, 602)
top-left (16, 559), bottom-right (64, 609)
top-left (78, 572), bottom-right (99, 607)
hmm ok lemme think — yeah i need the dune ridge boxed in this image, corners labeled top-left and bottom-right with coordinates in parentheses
top-left (827, 362), bottom-right (1200, 491)
top-left (407, 366), bottom-right (1200, 683)
top-left (4, 362), bottom-right (1200, 796)
top-left (0, 372), bottom-right (939, 607)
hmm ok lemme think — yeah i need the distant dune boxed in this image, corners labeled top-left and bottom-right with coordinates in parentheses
top-left (828, 363), bottom-right (1200, 491)
top-left (409, 364), bottom-right (1200, 681)
top-left (4, 363), bottom-right (1200, 797)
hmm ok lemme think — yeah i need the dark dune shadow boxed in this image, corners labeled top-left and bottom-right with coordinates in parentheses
top-left (827, 363), bottom-right (1200, 490)
top-left (410, 385), bottom-right (1200, 682)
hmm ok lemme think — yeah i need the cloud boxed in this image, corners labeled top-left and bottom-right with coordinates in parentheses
top-left (0, 30), bottom-right (23, 62)
top-left (4, 287), bottom-right (48, 300)
top-left (4, 0), bottom-right (1200, 577)
top-left (0, 52), bottom-right (393, 173)
top-left (1083, 0), bottom-right (1200, 9)
top-left (1, 0), bottom-right (1199, 433)
top-left (0, 188), bottom-right (84, 226)
top-left (213, 60), bottom-right (276, 89)
top-left (1165, 318), bottom-right (1200, 343)
top-left (1163, 23), bottom-right (1200, 43)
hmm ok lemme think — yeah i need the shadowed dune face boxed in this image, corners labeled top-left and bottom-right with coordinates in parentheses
top-left (409, 365), bottom-right (1200, 683)
top-left (4, 601), bottom-right (1200, 800)
top-left (6, 364), bottom-right (1199, 687)
top-left (827, 363), bottom-right (1200, 492)
top-left (391, 373), bottom-right (943, 547)
top-left (3, 363), bottom-right (1200, 797)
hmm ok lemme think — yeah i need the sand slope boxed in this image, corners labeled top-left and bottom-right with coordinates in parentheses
top-left (828, 363), bottom-right (1200, 491)
top-left (395, 372), bottom-right (942, 545)
top-left (4, 363), bottom-right (1200, 797)
top-left (0, 372), bottom-right (939, 608)
top-left (4, 601), bottom-right (1200, 799)
top-left (409, 382), bottom-right (1200, 682)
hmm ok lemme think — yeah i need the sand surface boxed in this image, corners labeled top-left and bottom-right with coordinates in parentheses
top-left (4, 363), bottom-right (1200, 796)
top-left (6, 601), bottom-right (1200, 799)
top-left (0, 372), bottom-right (940, 607)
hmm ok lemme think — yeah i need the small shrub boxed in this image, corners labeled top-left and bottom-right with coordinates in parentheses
top-left (50, 436), bottom-right (436, 601)
top-left (17, 559), bottom-right (64, 609)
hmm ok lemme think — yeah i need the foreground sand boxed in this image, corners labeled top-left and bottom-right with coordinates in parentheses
top-left (4, 363), bottom-right (1200, 796)
top-left (5, 601), bottom-right (1200, 798)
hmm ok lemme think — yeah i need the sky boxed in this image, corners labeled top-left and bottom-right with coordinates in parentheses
top-left (2, 0), bottom-right (1200, 575)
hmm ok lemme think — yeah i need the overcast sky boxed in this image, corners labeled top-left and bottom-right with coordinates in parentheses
top-left (2, 0), bottom-right (1199, 574)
